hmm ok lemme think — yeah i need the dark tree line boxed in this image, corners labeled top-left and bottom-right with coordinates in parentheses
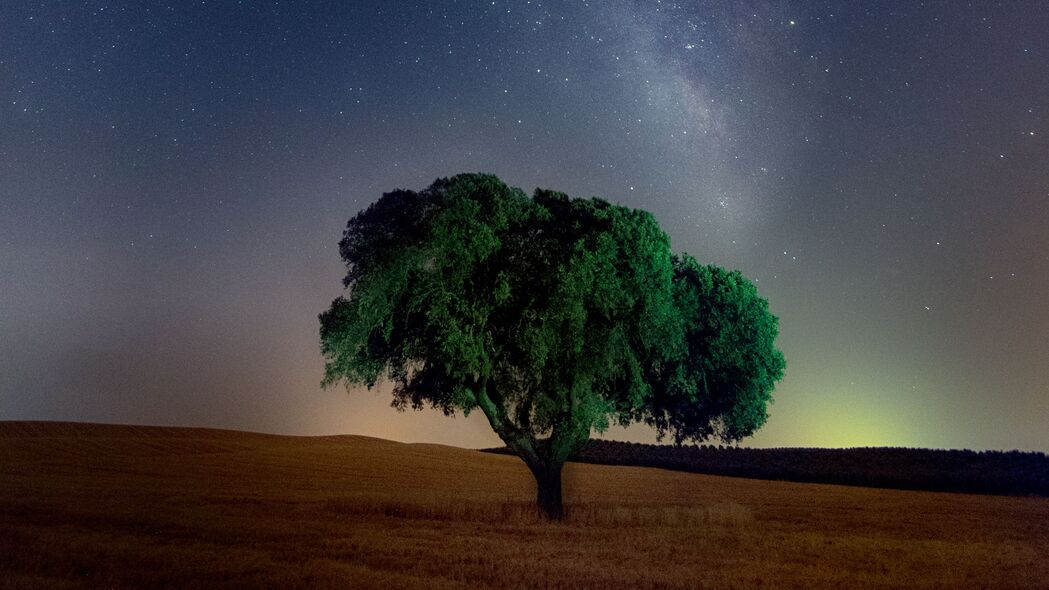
top-left (486, 440), bottom-right (1049, 497)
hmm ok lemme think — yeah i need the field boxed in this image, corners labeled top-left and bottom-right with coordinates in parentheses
top-left (1, 422), bottom-right (1047, 589)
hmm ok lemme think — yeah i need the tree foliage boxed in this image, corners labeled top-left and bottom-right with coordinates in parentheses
top-left (319, 173), bottom-right (785, 517)
top-left (644, 256), bottom-right (786, 444)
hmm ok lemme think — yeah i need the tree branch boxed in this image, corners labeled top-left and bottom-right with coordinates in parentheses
top-left (474, 377), bottom-right (541, 468)
top-left (548, 382), bottom-right (587, 465)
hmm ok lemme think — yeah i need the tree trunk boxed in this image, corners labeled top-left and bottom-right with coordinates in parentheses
top-left (531, 462), bottom-right (565, 520)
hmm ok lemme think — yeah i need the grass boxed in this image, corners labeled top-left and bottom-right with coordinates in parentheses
top-left (1, 421), bottom-right (1046, 589)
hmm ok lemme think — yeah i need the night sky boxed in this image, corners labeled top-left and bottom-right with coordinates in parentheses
top-left (2, 1), bottom-right (1047, 452)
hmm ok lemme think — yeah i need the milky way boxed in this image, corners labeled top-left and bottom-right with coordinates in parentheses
top-left (2, 1), bottom-right (1047, 450)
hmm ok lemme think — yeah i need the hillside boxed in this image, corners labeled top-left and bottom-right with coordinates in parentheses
top-left (485, 439), bottom-right (1049, 496)
top-left (2, 421), bottom-right (1047, 589)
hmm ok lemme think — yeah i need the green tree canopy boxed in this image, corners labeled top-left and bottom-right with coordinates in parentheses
top-left (319, 173), bottom-right (785, 518)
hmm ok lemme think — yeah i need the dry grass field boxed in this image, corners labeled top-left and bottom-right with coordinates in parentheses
top-left (1, 422), bottom-right (1046, 589)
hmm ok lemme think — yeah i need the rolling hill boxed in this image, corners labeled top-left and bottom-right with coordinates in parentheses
top-left (2, 421), bottom-right (1047, 589)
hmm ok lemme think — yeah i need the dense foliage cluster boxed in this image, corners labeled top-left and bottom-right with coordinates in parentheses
top-left (320, 173), bottom-right (785, 516)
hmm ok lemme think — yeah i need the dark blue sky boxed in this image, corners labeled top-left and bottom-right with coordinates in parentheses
top-left (2, 1), bottom-right (1047, 450)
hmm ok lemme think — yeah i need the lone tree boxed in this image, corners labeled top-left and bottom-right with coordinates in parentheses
top-left (319, 174), bottom-right (785, 519)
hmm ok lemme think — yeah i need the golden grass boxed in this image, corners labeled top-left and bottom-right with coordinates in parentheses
top-left (1, 421), bottom-right (1046, 589)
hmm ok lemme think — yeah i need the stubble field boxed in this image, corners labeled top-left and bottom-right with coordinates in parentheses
top-left (1, 421), bottom-right (1046, 589)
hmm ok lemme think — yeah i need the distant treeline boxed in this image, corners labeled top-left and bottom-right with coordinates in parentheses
top-left (484, 440), bottom-right (1049, 497)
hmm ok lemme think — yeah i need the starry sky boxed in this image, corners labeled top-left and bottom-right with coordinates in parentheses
top-left (2, 1), bottom-right (1047, 452)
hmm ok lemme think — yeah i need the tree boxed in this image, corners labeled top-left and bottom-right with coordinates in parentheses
top-left (319, 173), bottom-right (785, 519)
